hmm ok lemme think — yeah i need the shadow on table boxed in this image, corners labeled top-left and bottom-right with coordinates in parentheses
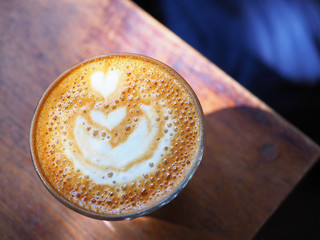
top-left (109, 106), bottom-right (316, 240)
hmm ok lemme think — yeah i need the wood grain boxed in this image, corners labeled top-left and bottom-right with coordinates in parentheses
top-left (0, 0), bottom-right (319, 239)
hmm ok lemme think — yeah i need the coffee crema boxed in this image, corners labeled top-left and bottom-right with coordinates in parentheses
top-left (31, 54), bottom-right (204, 219)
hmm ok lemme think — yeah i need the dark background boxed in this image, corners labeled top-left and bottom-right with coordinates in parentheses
top-left (133, 0), bottom-right (320, 239)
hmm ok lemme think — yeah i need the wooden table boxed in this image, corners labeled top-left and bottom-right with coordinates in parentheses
top-left (1, 0), bottom-right (319, 239)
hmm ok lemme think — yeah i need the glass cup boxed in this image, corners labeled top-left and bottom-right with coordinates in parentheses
top-left (30, 53), bottom-right (205, 220)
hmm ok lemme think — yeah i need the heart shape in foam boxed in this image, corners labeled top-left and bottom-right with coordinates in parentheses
top-left (90, 107), bottom-right (126, 130)
top-left (91, 70), bottom-right (121, 98)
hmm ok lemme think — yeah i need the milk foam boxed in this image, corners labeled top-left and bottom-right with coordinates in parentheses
top-left (91, 70), bottom-right (120, 98)
top-left (90, 107), bottom-right (126, 130)
top-left (64, 70), bottom-right (174, 185)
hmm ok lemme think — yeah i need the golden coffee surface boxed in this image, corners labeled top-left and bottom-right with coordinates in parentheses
top-left (32, 54), bottom-right (202, 217)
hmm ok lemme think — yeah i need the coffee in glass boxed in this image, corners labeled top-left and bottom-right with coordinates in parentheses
top-left (30, 53), bottom-right (205, 220)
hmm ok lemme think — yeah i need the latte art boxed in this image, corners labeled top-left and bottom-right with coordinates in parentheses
top-left (31, 54), bottom-right (204, 218)
top-left (65, 70), bottom-right (174, 184)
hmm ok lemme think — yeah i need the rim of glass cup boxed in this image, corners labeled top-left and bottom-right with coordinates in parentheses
top-left (30, 53), bottom-right (206, 221)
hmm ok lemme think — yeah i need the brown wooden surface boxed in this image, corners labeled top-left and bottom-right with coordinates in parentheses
top-left (0, 0), bottom-right (319, 239)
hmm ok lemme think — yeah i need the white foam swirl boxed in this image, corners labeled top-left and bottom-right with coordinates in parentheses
top-left (65, 105), bottom-right (172, 185)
